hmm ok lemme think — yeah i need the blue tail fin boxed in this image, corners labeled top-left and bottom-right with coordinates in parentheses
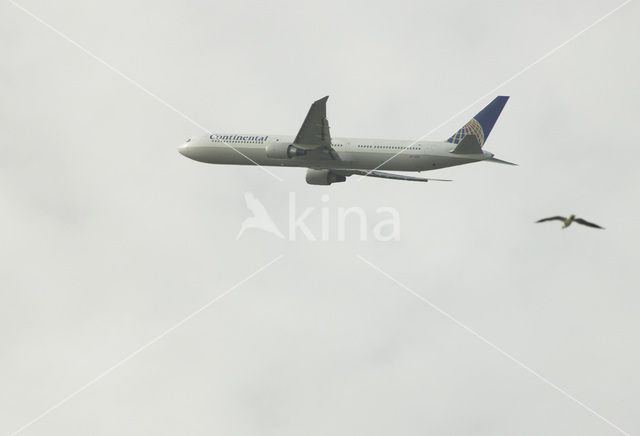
top-left (447, 96), bottom-right (509, 146)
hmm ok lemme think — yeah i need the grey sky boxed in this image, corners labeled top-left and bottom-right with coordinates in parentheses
top-left (1, 0), bottom-right (639, 434)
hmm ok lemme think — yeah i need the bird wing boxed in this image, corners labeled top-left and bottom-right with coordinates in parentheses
top-left (574, 218), bottom-right (604, 229)
top-left (535, 216), bottom-right (566, 223)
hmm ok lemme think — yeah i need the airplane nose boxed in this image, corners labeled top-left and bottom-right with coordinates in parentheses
top-left (178, 139), bottom-right (192, 157)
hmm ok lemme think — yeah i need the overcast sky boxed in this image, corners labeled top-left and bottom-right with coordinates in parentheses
top-left (2, 0), bottom-right (639, 434)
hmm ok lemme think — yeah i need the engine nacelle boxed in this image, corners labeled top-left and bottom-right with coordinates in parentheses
top-left (305, 169), bottom-right (347, 185)
top-left (265, 142), bottom-right (306, 159)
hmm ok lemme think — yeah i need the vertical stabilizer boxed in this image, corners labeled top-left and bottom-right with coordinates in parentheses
top-left (447, 96), bottom-right (509, 146)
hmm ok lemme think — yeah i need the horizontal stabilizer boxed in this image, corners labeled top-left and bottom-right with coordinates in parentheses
top-left (486, 157), bottom-right (517, 166)
top-left (450, 134), bottom-right (482, 154)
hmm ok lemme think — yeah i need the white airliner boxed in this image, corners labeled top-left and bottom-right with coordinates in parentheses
top-left (178, 96), bottom-right (515, 185)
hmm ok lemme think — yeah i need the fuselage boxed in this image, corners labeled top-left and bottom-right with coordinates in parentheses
top-left (178, 133), bottom-right (494, 172)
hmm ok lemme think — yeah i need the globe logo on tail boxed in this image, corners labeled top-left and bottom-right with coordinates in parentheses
top-left (447, 118), bottom-right (485, 146)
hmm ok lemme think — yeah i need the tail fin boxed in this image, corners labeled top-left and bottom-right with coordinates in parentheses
top-left (447, 96), bottom-right (509, 146)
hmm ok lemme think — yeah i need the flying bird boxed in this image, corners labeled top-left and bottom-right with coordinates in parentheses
top-left (535, 214), bottom-right (604, 229)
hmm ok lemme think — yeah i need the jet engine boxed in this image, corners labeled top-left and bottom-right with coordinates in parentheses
top-left (265, 142), bottom-right (306, 159)
top-left (305, 169), bottom-right (347, 185)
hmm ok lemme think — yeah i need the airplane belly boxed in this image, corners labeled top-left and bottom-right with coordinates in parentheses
top-left (185, 145), bottom-right (475, 172)
top-left (327, 152), bottom-right (424, 171)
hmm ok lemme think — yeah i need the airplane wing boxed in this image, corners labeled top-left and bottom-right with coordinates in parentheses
top-left (332, 169), bottom-right (451, 182)
top-left (294, 96), bottom-right (340, 159)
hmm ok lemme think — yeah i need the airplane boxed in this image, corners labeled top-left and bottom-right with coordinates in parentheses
top-left (178, 96), bottom-right (515, 185)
